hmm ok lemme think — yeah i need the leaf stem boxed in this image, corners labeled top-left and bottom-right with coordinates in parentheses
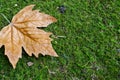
top-left (0, 13), bottom-right (11, 24)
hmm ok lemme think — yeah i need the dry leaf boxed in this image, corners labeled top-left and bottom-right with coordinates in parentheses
top-left (0, 5), bottom-right (58, 68)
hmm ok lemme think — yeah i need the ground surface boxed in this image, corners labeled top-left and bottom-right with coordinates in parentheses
top-left (0, 0), bottom-right (120, 80)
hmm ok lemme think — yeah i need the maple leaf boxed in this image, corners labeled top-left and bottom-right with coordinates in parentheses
top-left (0, 5), bottom-right (58, 68)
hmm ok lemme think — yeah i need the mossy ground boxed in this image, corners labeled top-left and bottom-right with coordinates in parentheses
top-left (0, 0), bottom-right (120, 80)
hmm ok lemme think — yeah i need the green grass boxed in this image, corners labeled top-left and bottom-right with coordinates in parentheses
top-left (0, 0), bottom-right (120, 80)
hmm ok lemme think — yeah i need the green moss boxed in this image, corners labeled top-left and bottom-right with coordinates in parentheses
top-left (0, 0), bottom-right (120, 80)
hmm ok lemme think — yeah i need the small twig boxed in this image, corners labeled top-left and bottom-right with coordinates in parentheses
top-left (52, 35), bottom-right (66, 39)
top-left (0, 13), bottom-right (11, 23)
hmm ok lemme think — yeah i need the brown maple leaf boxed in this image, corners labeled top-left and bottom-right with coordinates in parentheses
top-left (0, 5), bottom-right (58, 68)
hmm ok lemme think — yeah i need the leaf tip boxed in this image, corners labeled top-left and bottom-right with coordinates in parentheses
top-left (51, 52), bottom-right (59, 57)
top-left (13, 65), bottom-right (16, 69)
top-left (54, 54), bottom-right (59, 57)
top-left (29, 4), bottom-right (35, 8)
top-left (53, 17), bottom-right (57, 22)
